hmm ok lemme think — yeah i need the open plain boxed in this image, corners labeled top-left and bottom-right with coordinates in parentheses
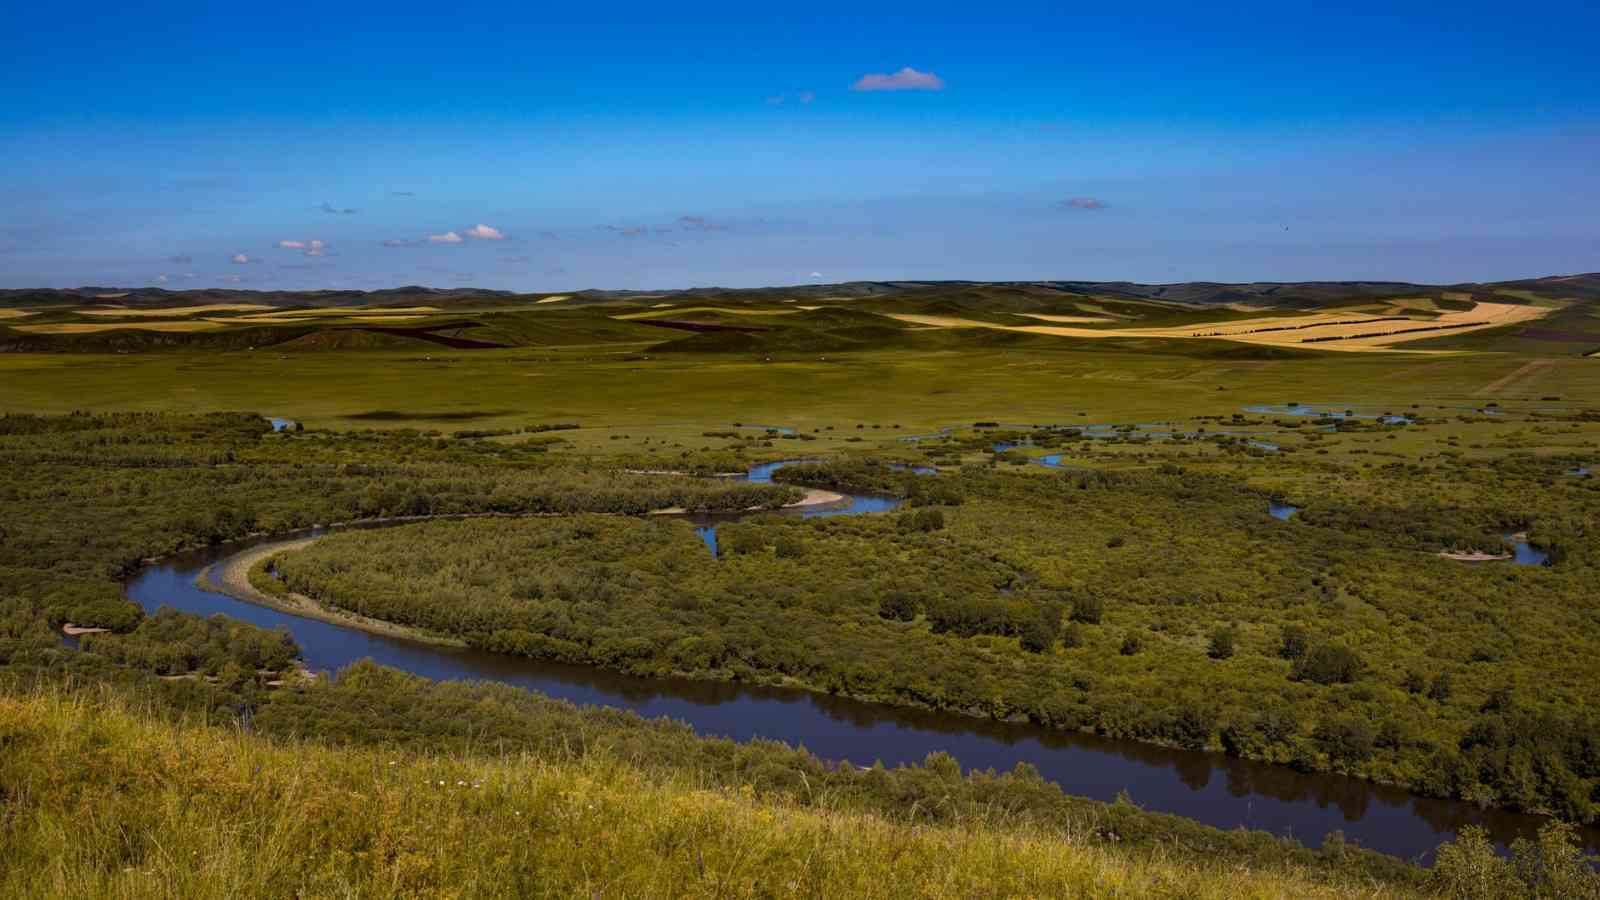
top-left (3, 277), bottom-right (1599, 898)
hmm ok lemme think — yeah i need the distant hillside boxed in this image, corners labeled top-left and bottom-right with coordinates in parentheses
top-left (5, 273), bottom-right (1596, 312)
top-left (3, 273), bottom-right (1595, 355)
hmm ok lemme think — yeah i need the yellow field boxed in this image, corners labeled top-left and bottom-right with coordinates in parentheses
top-left (534, 294), bottom-right (573, 304)
top-left (269, 305), bottom-right (441, 317)
top-left (885, 313), bottom-right (1000, 328)
top-left (216, 306), bottom-right (443, 323)
top-left (207, 313), bottom-right (431, 325)
top-left (1017, 313), bottom-right (1116, 324)
top-left (0, 309), bottom-right (34, 320)
top-left (613, 306), bottom-right (803, 319)
top-left (887, 301), bottom-right (1551, 353)
top-left (13, 321), bottom-right (229, 334)
top-left (78, 303), bottom-right (274, 317)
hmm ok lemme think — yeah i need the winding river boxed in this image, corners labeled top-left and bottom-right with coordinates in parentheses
top-left (120, 462), bottom-right (1595, 864)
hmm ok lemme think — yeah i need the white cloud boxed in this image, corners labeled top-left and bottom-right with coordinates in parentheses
top-left (1062, 197), bottom-right (1108, 210)
top-left (850, 67), bottom-right (945, 92)
top-left (277, 238), bottom-right (327, 255)
top-left (798, 91), bottom-right (816, 104)
top-left (382, 238), bottom-right (419, 248)
top-left (808, 271), bottom-right (824, 279)
top-left (155, 274), bottom-right (169, 284)
top-left (428, 231), bottom-right (464, 244)
top-left (464, 224), bottom-right (504, 240)
top-left (231, 253), bottom-right (252, 264)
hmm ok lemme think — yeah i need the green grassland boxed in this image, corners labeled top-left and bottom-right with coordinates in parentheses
top-left (3, 276), bottom-right (1600, 897)
top-left (4, 337), bottom-right (1598, 438)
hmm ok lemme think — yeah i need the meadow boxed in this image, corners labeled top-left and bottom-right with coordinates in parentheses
top-left (7, 689), bottom-right (1531, 900)
top-left (2, 278), bottom-right (1598, 896)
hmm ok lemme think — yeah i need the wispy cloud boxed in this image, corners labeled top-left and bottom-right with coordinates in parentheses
top-left (320, 201), bottom-right (359, 215)
top-left (766, 94), bottom-right (787, 105)
top-left (155, 274), bottom-right (169, 284)
top-left (168, 254), bottom-right (192, 264)
top-left (230, 253), bottom-right (255, 264)
top-left (278, 238), bottom-right (327, 255)
top-left (386, 225), bottom-right (496, 247)
top-left (220, 274), bottom-right (244, 284)
top-left (808, 271), bottom-right (824, 279)
top-left (677, 215), bottom-right (728, 232)
top-left (850, 67), bottom-right (944, 92)
top-left (1062, 197), bottom-right (1109, 210)
top-left (391, 191), bottom-right (416, 197)
top-left (798, 91), bottom-right (816, 104)
top-left (539, 231), bottom-right (561, 241)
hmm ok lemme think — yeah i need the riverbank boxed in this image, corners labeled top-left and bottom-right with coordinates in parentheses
top-left (1439, 549), bottom-right (1513, 562)
top-left (113, 533), bottom-right (1600, 872)
top-left (199, 481), bottom-right (850, 652)
top-left (200, 537), bottom-right (468, 649)
top-left (651, 486), bottom-right (847, 515)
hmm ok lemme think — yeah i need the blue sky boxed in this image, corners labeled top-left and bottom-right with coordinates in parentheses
top-left (3, 1), bottom-right (1597, 290)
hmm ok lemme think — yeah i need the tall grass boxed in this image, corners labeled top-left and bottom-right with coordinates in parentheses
top-left (0, 689), bottom-right (1423, 899)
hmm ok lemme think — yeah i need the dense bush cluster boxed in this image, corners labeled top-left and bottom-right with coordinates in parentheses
top-left (81, 608), bottom-right (298, 680)
top-left (3, 410), bottom-right (1599, 839)
top-left (267, 456), bottom-right (1600, 825)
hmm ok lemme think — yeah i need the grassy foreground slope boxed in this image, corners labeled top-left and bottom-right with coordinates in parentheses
top-left (0, 690), bottom-right (1562, 900)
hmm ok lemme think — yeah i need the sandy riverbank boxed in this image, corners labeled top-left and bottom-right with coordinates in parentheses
top-left (1438, 550), bottom-right (1513, 562)
top-left (651, 487), bottom-right (846, 516)
top-left (199, 538), bottom-right (467, 648)
top-left (194, 488), bottom-right (849, 649)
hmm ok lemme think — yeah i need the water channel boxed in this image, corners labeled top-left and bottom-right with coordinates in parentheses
top-left (118, 460), bottom-right (1593, 863)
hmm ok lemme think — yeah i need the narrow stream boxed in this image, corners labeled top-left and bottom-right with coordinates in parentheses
top-left (118, 463), bottom-right (1595, 864)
